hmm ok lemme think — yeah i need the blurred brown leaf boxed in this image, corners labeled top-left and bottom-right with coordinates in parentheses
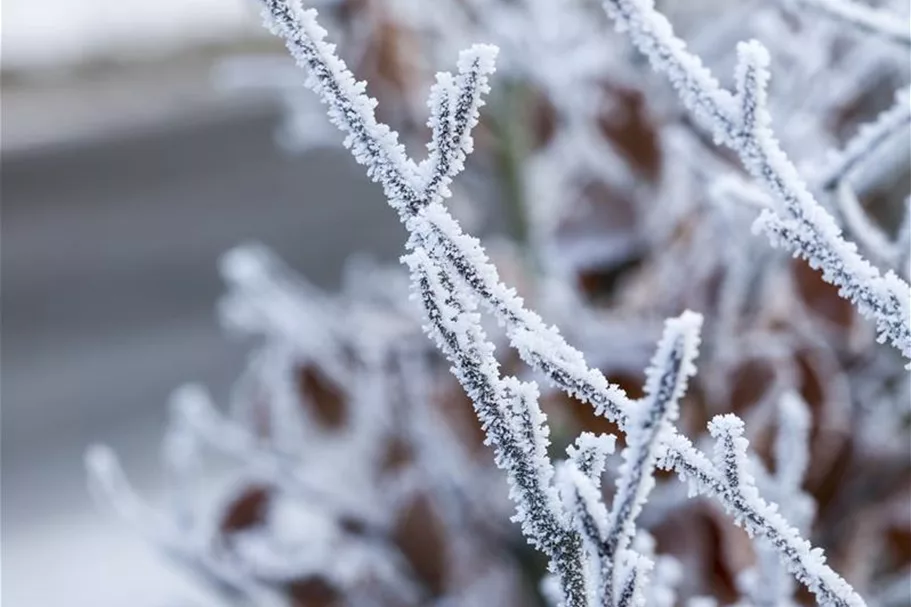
top-left (297, 364), bottom-right (348, 429)
top-left (793, 260), bottom-right (855, 330)
top-left (597, 84), bottom-right (662, 181)
top-left (220, 485), bottom-right (272, 534)
top-left (288, 576), bottom-right (342, 607)
top-left (392, 493), bottom-right (449, 597)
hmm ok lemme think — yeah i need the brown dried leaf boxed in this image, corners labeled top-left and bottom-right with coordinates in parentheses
top-left (296, 364), bottom-right (348, 429)
top-left (392, 493), bottom-right (448, 597)
top-left (381, 436), bottom-right (414, 473)
top-left (435, 376), bottom-right (487, 456)
top-left (728, 358), bottom-right (776, 414)
top-left (220, 484), bottom-right (271, 534)
top-left (288, 576), bottom-right (342, 607)
top-left (596, 84), bottom-right (662, 180)
top-left (793, 259), bottom-right (855, 329)
top-left (528, 89), bottom-right (558, 150)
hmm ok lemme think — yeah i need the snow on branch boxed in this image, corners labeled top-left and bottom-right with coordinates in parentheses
top-left (747, 392), bottom-right (815, 607)
top-left (833, 181), bottom-right (901, 268)
top-left (421, 51), bottom-right (496, 206)
top-left (601, 0), bottom-right (911, 360)
top-left (790, 0), bottom-right (911, 47)
top-left (567, 432), bottom-right (617, 484)
top-left (559, 312), bottom-right (701, 607)
top-left (601, 312), bottom-right (701, 603)
top-left (774, 392), bottom-right (813, 498)
top-left (816, 88), bottom-right (911, 192)
top-left (405, 247), bottom-right (591, 606)
top-left (86, 445), bottom-right (280, 603)
top-left (708, 414), bottom-right (754, 503)
top-left (259, 0), bottom-right (496, 220)
top-left (659, 411), bottom-right (860, 606)
top-left (615, 553), bottom-right (652, 607)
top-left (256, 2), bottom-right (868, 604)
top-left (558, 464), bottom-right (612, 605)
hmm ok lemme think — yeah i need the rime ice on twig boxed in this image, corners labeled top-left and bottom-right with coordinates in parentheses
top-left (708, 414), bottom-right (754, 505)
top-left (812, 89), bottom-right (911, 269)
top-left (255, 2), bottom-right (868, 604)
top-left (421, 52), bottom-right (496, 206)
top-left (567, 432), bottom-right (617, 484)
top-left (86, 445), bottom-right (283, 604)
top-left (833, 181), bottom-right (897, 269)
top-left (601, 0), bottom-right (911, 361)
top-left (259, 0), bottom-right (633, 424)
top-left (259, 0), bottom-right (497, 220)
top-left (560, 312), bottom-right (700, 606)
top-left (615, 553), bottom-right (651, 607)
top-left (604, 312), bottom-right (700, 604)
top-left (406, 248), bottom-right (591, 606)
top-left (790, 0), bottom-right (911, 47)
top-left (746, 392), bottom-right (815, 607)
top-left (815, 88), bottom-right (911, 192)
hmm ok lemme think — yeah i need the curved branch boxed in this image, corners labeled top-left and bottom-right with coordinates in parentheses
top-left (602, 0), bottom-right (910, 360)
top-left (791, 0), bottom-right (911, 47)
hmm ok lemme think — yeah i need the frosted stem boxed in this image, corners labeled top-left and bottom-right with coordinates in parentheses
top-left (791, 0), bottom-right (911, 47)
top-left (601, 0), bottom-right (911, 359)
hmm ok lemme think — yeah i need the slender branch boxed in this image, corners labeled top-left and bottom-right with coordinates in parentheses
top-left (85, 446), bottom-right (277, 602)
top-left (567, 432), bottom-right (617, 484)
top-left (256, 3), bottom-right (868, 604)
top-left (708, 414), bottom-right (752, 495)
top-left (616, 554), bottom-right (651, 607)
top-left (601, 0), bottom-right (910, 359)
top-left (602, 312), bottom-right (701, 601)
top-left (421, 52), bottom-right (496, 204)
top-left (562, 313), bottom-right (700, 606)
top-left (750, 392), bottom-right (814, 607)
top-left (406, 248), bottom-right (592, 606)
top-left (817, 88), bottom-right (911, 191)
top-left (560, 464), bottom-right (612, 606)
top-left (791, 0), bottom-right (911, 47)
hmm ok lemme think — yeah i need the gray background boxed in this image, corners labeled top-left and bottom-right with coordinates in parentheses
top-left (2, 57), bottom-right (405, 605)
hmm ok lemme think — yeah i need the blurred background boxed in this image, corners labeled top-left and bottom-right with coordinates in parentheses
top-left (3, 1), bottom-right (407, 604)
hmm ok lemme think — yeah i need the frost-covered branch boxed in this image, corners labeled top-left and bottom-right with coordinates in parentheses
top-left (601, 312), bottom-right (701, 603)
top-left (406, 247), bottom-right (591, 606)
top-left (560, 313), bottom-right (700, 607)
top-left (790, 0), bottom-right (911, 47)
top-left (567, 432), bottom-right (617, 483)
top-left (421, 53), bottom-right (495, 205)
top-left (659, 414), bottom-right (860, 607)
top-left (259, 0), bottom-right (496, 220)
top-left (833, 181), bottom-right (897, 268)
top-left (559, 465), bottom-right (612, 605)
top-left (616, 554), bottom-right (651, 607)
top-left (601, 0), bottom-right (911, 360)
top-left (86, 445), bottom-right (282, 604)
top-left (747, 392), bottom-right (814, 607)
top-left (816, 88), bottom-right (911, 192)
top-left (708, 415), bottom-right (754, 505)
top-left (256, 2), bottom-right (869, 604)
